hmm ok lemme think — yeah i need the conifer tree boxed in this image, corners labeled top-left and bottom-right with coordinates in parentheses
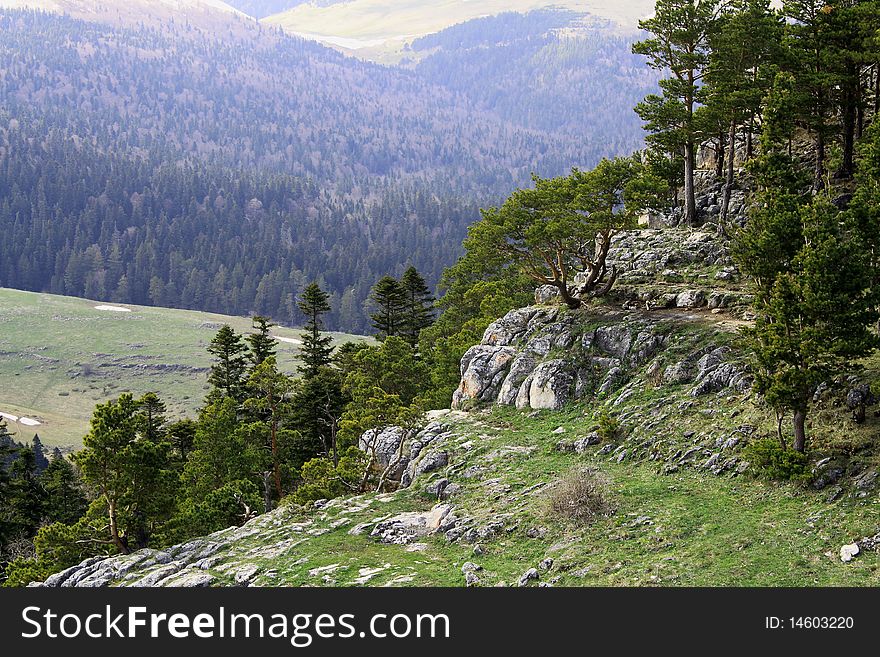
top-left (634, 0), bottom-right (720, 225)
top-left (297, 282), bottom-right (334, 377)
top-left (734, 113), bottom-right (880, 451)
top-left (40, 454), bottom-right (87, 526)
top-left (31, 434), bottom-right (49, 473)
top-left (7, 447), bottom-right (46, 539)
top-left (370, 275), bottom-right (405, 339)
top-left (207, 325), bottom-right (249, 402)
top-left (74, 394), bottom-right (175, 553)
top-left (399, 266), bottom-right (436, 349)
top-left (136, 393), bottom-right (167, 442)
top-left (247, 315), bottom-right (278, 369)
top-left (704, 0), bottom-right (783, 222)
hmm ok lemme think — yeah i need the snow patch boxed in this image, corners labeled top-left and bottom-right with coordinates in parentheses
top-left (273, 335), bottom-right (303, 345)
top-left (94, 305), bottom-right (132, 312)
top-left (0, 411), bottom-right (41, 427)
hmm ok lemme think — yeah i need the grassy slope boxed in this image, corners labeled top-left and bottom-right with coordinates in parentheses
top-left (148, 406), bottom-right (879, 588)
top-left (0, 288), bottom-right (367, 449)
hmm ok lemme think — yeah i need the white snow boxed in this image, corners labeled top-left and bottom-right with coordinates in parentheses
top-left (94, 305), bottom-right (132, 312)
top-left (273, 335), bottom-right (303, 345)
top-left (0, 411), bottom-right (42, 427)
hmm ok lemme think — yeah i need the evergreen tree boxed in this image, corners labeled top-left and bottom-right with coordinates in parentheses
top-left (399, 266), bottom-right (436, 349)
top-left (289, 367), bottom-right (348, 465)
top-left (370, 276), bottom-right (406, 339)
top-left (181, 399), bottom-right (260, 501)
top-left (243, 358), bottom-right (294, 499)
top-left (136, 393), bottom-right (167, 442)
top-left (704, 0), bottom-right (783, 222)
top-left (207, 325), bottom-right (249, 402)
top-left (782, 0), bottom-right (848, 180)
top-left (634, 0), bottom-right (720, 225)
top-left (734, 123), bottom-right (880, 451)
top-left (247, 316), bottom-right (278, 369)
top-left (297, 283), bottom-right (334, 377)
top-left (73, 394), bottom-right (175, 553)
top-left (40, 455), bottom-right (88, 526)
top-left (7, 447), bottom-right (46, 540)
top-left (31, 435), bottom-right (50, 473)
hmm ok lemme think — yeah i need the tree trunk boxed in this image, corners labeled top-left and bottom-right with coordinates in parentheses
top-left (792, 409), bottom-right (807, 453)
top-left (746, 112), bottom-right (754, 159)
top-left (554, 281), bottom-right (581, 309)
top-left (721, 118), bottom-right (737, 224)
top-left (271, 418), bottom-right (282, 498)
top-left (841, 66), bottom-right (857, 177)
top-left (108, 499), bottom-right (129, 555)
top-left (714, 134), bottom-right (725, 180)
top-left (684, 141), bottom-right (697, 225)
top-left (815, 130), bottom-right (825, 184)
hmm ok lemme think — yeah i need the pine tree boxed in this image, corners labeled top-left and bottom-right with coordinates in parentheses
top-left (31, 434), bottom-right (49, 472)
top-left (297, 282), bottom-right (334, 377)
top-left (370, 275), bottom-right (406, 339)
top-left (734, 134), bottom-right (880, 451)
top-left (290, 367), bottom-right (348, 465)
top-left (244, 358), bottom-right (293, 499)
top-left (40, 454), bottom-right (87, 526)
top-left (704, 0), bottom-right (783, 222)
top-left (136, 393), bottom-right (167, 442)
top-left (73, 394), bottom-right (175, 553)
top-left (7, 447), bottom-right (47, 539)
top-left (634, 0), bottom-right (720, 225)
top-left (399, 266), bottom-right (436, 349)
top-left (207, 325), bottom-right (249, 402)
top-left (247, 315), bottom-right (278, 369)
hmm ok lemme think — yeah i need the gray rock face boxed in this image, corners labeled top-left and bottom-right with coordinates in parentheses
top-left (359, 426), bottom-right (407, 467)
top-left (452, 345), bottom-right (517, 408)
top-left (452, 303), bottom-right (751, 411)
top-left (369, 504), bottom-right (458, 545)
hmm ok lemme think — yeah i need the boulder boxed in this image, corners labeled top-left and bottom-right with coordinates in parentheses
top-left (452, 345), bottom-right (517, 409)
top-left (515, 359), bottom-right (573, 410)
top-left (675, 289), bottom-right (706, 308)
top-left (370, 504), bottom-right (458, 545)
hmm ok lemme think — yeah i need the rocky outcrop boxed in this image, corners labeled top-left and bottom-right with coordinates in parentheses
top-left (452, 306), bottom-right (751, 411)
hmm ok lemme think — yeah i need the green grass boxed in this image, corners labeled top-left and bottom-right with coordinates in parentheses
top-left (147, 405), bottom-right (879, 588)
top-left (0, 288), bottom-right (368, 449)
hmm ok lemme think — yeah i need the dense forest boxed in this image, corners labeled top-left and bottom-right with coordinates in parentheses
top-left (0, 9), bottom-right (650, 332)
top-left (411, 10), bottom-right (657, 140)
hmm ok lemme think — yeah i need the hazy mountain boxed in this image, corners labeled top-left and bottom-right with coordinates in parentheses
top-left (409, 9), bottom-right (657, 144)
top-left (0, 0), bottom-right (247, 25)
top-left (263, 0), bottom-right (656, 56)
top-left (0, 8), bottom-right (651, 332)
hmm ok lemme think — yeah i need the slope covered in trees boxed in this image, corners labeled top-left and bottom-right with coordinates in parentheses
top-left (0, 9), bottom-right (649, 333)
top-left (410, 10), bottom-right (658, 143)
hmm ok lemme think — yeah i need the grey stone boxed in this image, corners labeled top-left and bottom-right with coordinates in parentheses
top-left (518, 568), bottom-right (540, 586)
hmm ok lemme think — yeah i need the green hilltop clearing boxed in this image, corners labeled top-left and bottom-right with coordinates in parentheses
top-left (0, 287), bottom-right (367, 449)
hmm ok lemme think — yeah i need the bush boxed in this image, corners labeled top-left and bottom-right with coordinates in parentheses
top-left (546, 468), bottom-right (614, 525)
top-left (743, 439), bottom-right (810, 482)
top-left (597, 407), bottom-right (620, 443)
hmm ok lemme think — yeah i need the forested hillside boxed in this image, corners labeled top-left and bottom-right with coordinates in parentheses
top-left (411, 10), bottom-right (657, 139)
top-left (0, 9), bottom-right (648, 333)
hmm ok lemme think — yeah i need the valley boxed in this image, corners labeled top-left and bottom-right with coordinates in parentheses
top-left (0, 287), bottom-right (366, 448)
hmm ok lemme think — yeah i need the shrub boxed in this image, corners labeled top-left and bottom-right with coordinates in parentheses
top-left (546, 467), bottom-right (614, 525)
top-left (597, 407), bottom-right (620, 443)
top-left (743, 438), bottom-right (810, 482)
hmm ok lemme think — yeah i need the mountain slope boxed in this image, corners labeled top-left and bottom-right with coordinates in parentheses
top-left (0, 288), bottom-right (367, 448)
top-left (264, 0), bottom-right (655, 52)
